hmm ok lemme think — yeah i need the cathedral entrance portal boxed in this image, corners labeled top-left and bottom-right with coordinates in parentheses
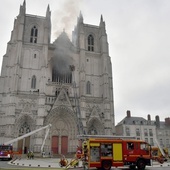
top-left (18, 121), bottom-right (31, 154)
top-left (45, 106), bottom-right (78, 154)
top-left (16, 114), bottom-right (35, 154)
top-left (51, 120), bottom-right (69, 155)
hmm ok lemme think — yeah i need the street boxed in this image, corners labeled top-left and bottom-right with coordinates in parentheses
top-left (0, 159), bottom-right (170, 170)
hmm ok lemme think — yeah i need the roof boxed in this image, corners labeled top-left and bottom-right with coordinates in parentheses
top-left (117, 116), bottom-right (148, 126)
top-left (53, 31), bottom-right (73, 49)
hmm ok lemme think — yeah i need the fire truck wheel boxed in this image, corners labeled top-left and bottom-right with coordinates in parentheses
top-left (137, 159), bottom-right (146, 170)
top-left (102, 160), bottom-right (112, 170)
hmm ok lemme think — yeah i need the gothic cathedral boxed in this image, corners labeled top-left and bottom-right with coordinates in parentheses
top-left (0, 1), bottom-right (115, 154)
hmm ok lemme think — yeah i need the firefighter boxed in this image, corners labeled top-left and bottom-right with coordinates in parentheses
top-left (76, 145), bottom-right (83, 159)
top-left (27, 150), bottom-right (30, 159)
top-left (82, 140), bottom-right (88, 170)
top-left (59, 154), bottom-right (68, 167)
top-left (30, 151), bottom-right (34, 159)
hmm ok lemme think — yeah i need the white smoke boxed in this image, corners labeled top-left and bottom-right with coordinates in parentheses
top-left (52, 0), bottom-right (82, 39)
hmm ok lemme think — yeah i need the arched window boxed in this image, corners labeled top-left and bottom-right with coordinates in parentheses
top-left (31, 75), bottom-right (36, 89)
top-left (19, 122), bottom-right (30, 136)
top-left (30, 26), bottom-right (38, 43)
top-left (86, 81), bottom-right (91, 94)
top-left (88, 34), bottom-right (94, 51)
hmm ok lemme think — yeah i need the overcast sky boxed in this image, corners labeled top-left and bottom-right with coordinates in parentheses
top-left (1, 0), bottom-right (170, 124)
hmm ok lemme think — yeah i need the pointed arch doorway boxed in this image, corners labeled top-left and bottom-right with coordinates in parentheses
top-left (16, 114), bottom-right (34, 154)
top-left (51, 120), bottom-right (69, 155)
top-left (45, 106), bottom-right (78, 155)
top-left (87, 117), bottom-right (104, 135)
top-left (18, 122), bottom-right (31, 154)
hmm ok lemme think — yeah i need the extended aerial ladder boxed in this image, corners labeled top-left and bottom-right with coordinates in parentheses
top-left (70, 65), bottom-right (85, 135)
top-left (154, 138), bottom-right (166, 158)
top-left (4, 124), bottom-right (52, 153)
top-left (149, 138), bottom-right (170, 164)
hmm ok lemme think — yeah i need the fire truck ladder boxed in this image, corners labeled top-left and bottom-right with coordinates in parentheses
top-left (154, 138), bottom-right (166, 157)
top-left (4, 124), bottom-right (52, 153)
top-left (70, 65), bottom-right (85, 135)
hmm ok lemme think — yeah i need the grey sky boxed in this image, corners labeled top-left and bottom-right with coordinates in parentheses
top-left (1, 0), bottom-right (170, 124)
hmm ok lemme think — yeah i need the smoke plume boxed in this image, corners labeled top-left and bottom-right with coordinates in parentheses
top-left (52, 45), bottom-right (73, 74)
top-left (52, 0), bottom-right (82, 39)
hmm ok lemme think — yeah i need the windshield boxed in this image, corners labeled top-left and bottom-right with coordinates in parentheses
top-left (0, 145), bottom-right (12, 151)
top-left (140, 143), bottom-right (150, 151)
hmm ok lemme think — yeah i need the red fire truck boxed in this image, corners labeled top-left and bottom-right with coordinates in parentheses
top-left (0, 144), bottom-right (13, 160)
top-left (79, 136), bottom-right (152, 170)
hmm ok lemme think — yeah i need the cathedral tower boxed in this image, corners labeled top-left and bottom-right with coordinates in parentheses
top-left (0, 1), bottom-right (115, 154)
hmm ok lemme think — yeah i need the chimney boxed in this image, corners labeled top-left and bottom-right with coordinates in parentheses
top-left (147, 114), bottom-right (151, 121)
top-left (127, 110), bottom-right (131, 118)
top-left (165, 117), bottom-right (170, 126)
top-left (155, 115), bottom-right (160, 128)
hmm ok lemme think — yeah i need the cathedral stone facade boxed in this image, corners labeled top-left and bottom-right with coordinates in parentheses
top-left (0, 1), bottom-right (115, 154)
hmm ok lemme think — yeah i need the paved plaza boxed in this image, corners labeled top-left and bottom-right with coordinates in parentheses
top-left (8, 157), bottom-right (170, 169)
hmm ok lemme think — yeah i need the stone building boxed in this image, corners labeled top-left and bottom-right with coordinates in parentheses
top-left (116, 111), bottom-right (170, 153)
top-left (0, 1), bottom-right (115, 154)
top-left (116, 111), bottom-right (157, 146)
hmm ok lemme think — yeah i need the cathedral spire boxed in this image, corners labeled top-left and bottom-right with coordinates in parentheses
top-left (99, 14), bottom-right (108, 53)
top-left (78, 11), bottom-right (83, 23)
top-left (100, 14), bottom-right (105, 27)
top-left (23, 0), bottom-right (26, 7)
top-left (100, 15), bottom-right (103, 22)
top-left (45, 4), bottom-right (51, 43)
top-left (19, 0), bottom-right (26, 15)
top-left (46, 4), bottom-right (51, 18)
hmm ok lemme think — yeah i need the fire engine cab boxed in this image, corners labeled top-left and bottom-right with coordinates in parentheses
top-left (78, 135), bottom-right (152, 170)
top-left (0, 144), bottom-right (13, 160)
